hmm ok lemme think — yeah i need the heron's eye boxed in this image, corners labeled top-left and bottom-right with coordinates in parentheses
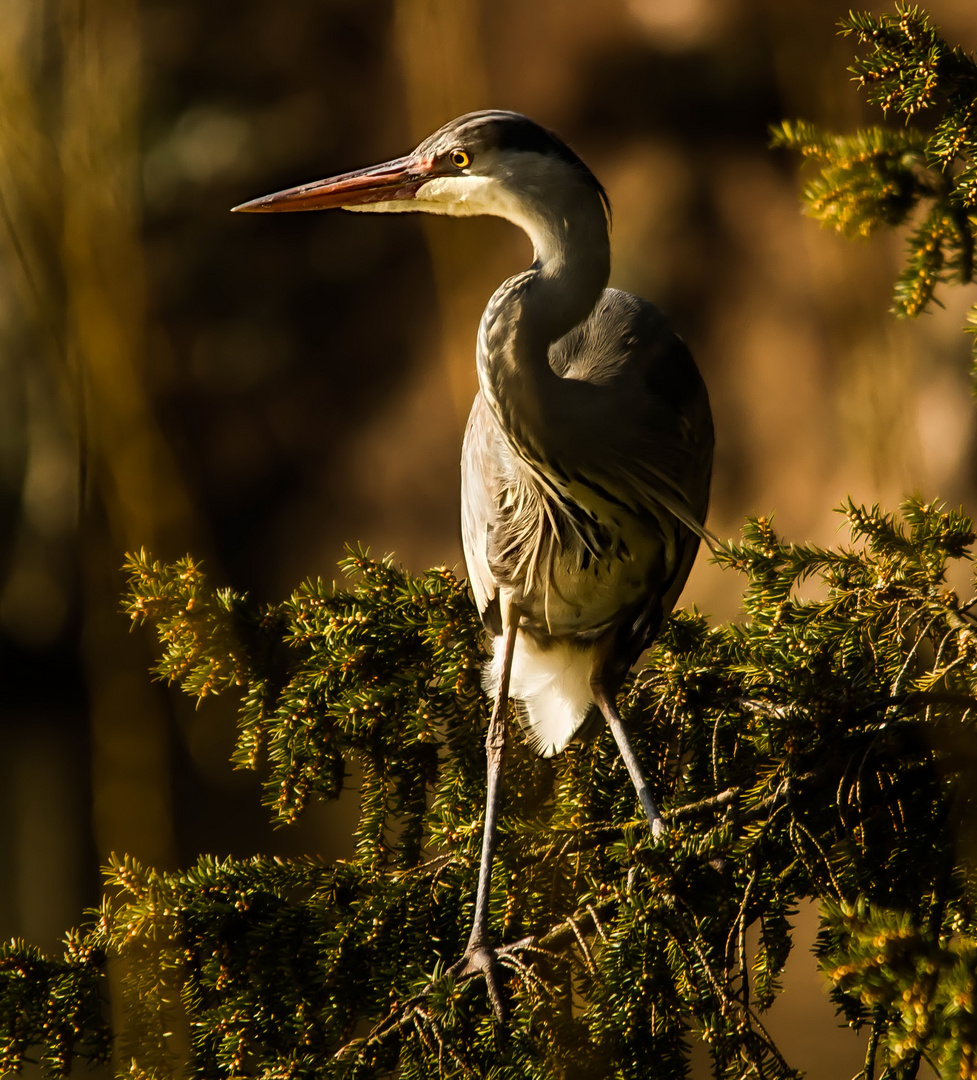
top-left (448, 148), bottom-right (471, 169)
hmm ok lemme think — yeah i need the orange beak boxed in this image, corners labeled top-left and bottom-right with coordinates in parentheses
top-left (231, 154), bottom-right (437, 213)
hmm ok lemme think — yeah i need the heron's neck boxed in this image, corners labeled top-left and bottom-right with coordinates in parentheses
top-left (478, 197), bottom-right (610, 443)
top-left (521, 200), bottom-right (610, 350)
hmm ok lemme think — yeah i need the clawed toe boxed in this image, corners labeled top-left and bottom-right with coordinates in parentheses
top-left (446, 936), bottom-right (544, 1021)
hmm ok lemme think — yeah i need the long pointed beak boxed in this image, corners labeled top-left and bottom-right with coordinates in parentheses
top-left (232, 154), bottom-right (437, 213)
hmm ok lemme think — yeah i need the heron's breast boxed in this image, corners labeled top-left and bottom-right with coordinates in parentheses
top-left (495, 483), bottom-right (667, 640)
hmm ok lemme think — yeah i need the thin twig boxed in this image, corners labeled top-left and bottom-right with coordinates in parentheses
top-left (585, 903), bottom-right (609, 944)
top-left (666, 786), bottom-right (741, 822)
top-left (565, 916), bottom-right (597, 975)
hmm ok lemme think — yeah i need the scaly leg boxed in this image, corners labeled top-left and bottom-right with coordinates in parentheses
top-left (449, 612), bottom-right (519, 1019)
top-left (592, 680), bottom-right (666, 840)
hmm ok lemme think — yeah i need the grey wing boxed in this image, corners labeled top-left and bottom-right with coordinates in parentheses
top-left (548, 289), bottom-right (714, 674)
top-left (461, 392), bottom-right (504, 635)
top-left (550, 289), bottom-right (713, 538)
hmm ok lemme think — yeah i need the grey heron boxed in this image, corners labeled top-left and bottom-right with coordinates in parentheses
top-left (234, 110), bottom-right (713, 1017)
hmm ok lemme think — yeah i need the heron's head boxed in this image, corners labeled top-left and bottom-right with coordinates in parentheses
top-left (233, 111), bottom-right (610, 264)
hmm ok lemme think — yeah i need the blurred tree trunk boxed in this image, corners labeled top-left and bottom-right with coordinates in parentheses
top-left (1, 4), bottom-right (206, 1066)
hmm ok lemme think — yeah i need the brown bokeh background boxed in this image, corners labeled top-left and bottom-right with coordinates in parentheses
top-left (1, 1), bottom-right (975, 1075)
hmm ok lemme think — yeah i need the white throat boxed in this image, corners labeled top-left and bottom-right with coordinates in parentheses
top-left (346, 171), bottom-right (563, 267)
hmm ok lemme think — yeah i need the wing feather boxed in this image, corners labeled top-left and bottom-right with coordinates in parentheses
top-left (461, 393), bottom-right (503, 630)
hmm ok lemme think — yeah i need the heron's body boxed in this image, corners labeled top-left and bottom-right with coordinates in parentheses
top-left (234, 110), bottom-right (713, 1015)
top-left (464, 286), bottom-right (711, 755)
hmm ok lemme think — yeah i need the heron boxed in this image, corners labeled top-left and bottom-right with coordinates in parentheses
top-left (234, 110), bottom-right (713, 1017)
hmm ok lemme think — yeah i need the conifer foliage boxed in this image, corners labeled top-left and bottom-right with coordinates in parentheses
top-left (771, 4), bottom-right (977, 357)
top-left (5, 6), bottom-right (977, 1078)
top-left (3, 504), bottom-right (977, 1078)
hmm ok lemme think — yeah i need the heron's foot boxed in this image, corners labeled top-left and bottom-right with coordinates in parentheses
top-left (353, 936), bottom-right (550, 1062)
top-left (446, 936), bottom-right (547, 1021)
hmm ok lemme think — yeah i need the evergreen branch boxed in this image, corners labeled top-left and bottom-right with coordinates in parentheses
top-left (840, 4), bottom-right (977, 121)
top-left (7, 497), bottom-right (977, 1076)
top-left (0, 936), bottom-right (110, 1077)
top-left (777, 6), bottom-right (977, 365)
top-left (770, 120), bottom-right (929, 238)
top-left (819, 898), bottom-right (977, 1077)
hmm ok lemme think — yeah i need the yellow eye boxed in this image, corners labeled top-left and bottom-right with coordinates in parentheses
top-left (449, 148), bottom-right (471, 169)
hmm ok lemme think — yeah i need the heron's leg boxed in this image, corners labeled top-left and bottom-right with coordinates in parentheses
top-left (466, 615), bottom-right (517, 952)
top-left (591, 681), bottom-right (666, 840)
top-left (450, 612), bottom-right (519, 1019)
